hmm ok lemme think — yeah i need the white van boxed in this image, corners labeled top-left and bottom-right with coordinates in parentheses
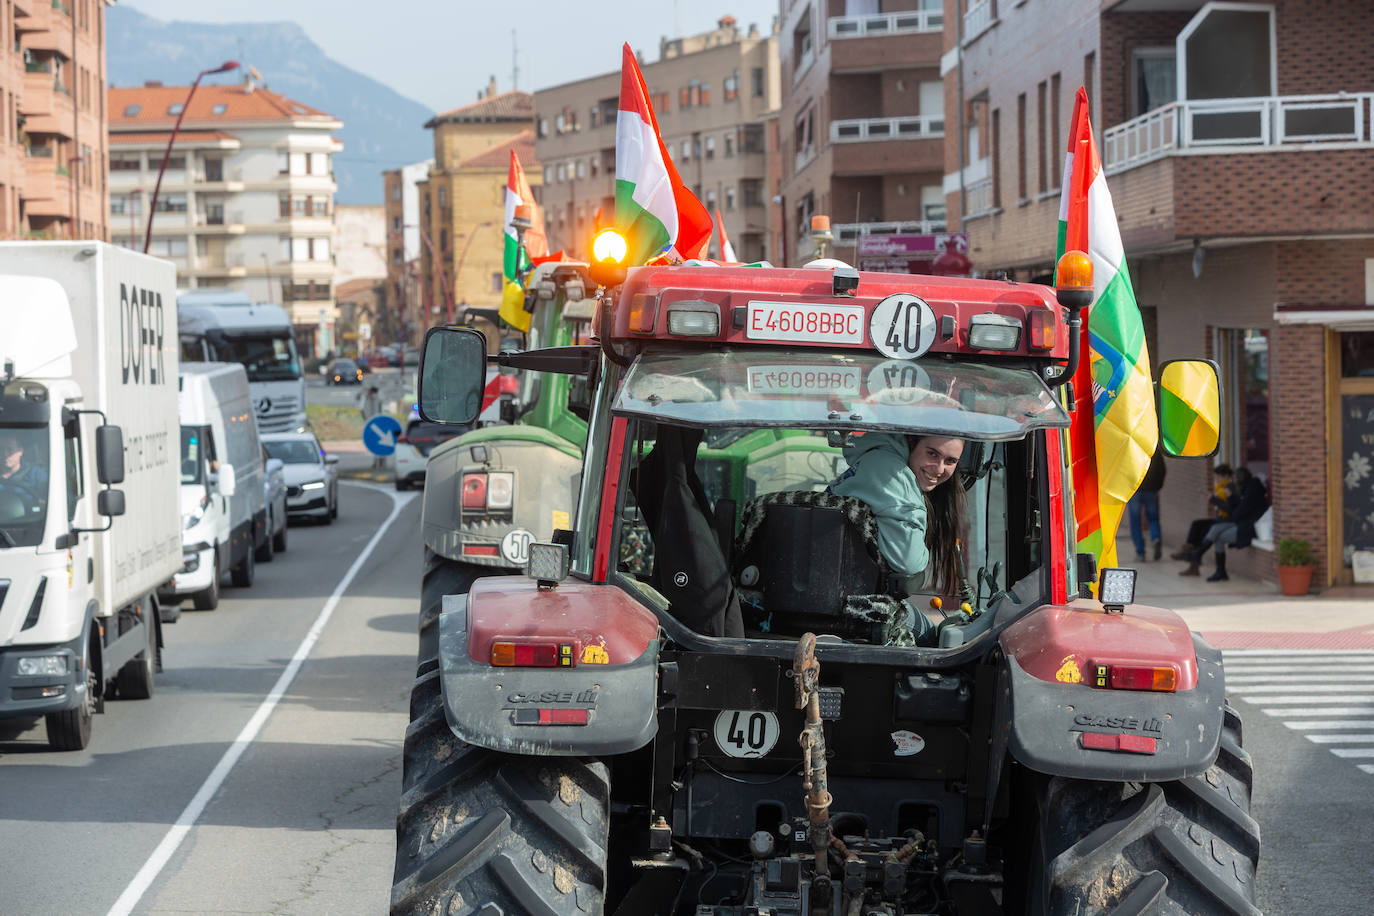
top-left (162, 364), bottom-right (266, 610)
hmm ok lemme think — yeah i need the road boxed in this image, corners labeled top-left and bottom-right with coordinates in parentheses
top-left (0, 482), bottom-right (421, 915)
top-left (0, 487), bottom-right (1369, 913)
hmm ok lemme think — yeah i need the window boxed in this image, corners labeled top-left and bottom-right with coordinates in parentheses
top-left (1050, 73), bottom-right (1061, 189)
top-left (309, 152), bottom-right (329, 175)
top-left (110, 154), bottom-right (140, 172)
top-left (705, 189), bottom-right (716, 208)
top-left (279, 194), bottom-right (291, 218)
top-left (312, 196), bottom-right (330, 217)
top-left (1084, 52), bottom-right (1095, 116)
top-left (751, 66), bottom-right (765, 97)
top-left (991, 108), bottom-right (1001, 207)
top-left (293, 195), bottom-right (308, 217)
top-left (725, 133), bottom-right (735, 157)
top-left (391, 183), bottom-right (401, 200)
top-left (291, 152), bottom-right (308, 175)
top-left (148, 238), bottom-right (188, 257)
top-left (438, 186), bottom-right (447, 208)
top-left (203, 158), bottom-right (223, 182)
top-left (393, 248), bottom-right (402, 266)
top-left (491, 272), bottom-right (503, 293)
top-left (165, 155), bottom-right (185, 171)
top-left (576, 159), bottom-right (587, 179)
top-left (556, 162), bottom-right (566, 181)
top-left (741, 178), bottom-right (762, 207)
top-left (538, 117), bottom-right (548, 138)
top-left (123, 104), bottom-right (141, 116)
top-left (155, 194), bottom-right (187, 213)
top-left (392, 216), bottom-right (401, 231)
top-left (654, 91), bottom-right (670, 114)
top-left (211, 103), bottom-right (227, 115)
top-left (794, 106), bottom-right (815, 160)
top-left (723, 70), bottom-right (739, 102)
top-left (203, 202), bottom-right (224, 225)
top-left (278, 151), bottom-right (290, 175)
top-left (705, 136), bottom-right (715, 159)
top-left (1215, 328), bottom-right (1270, 477)
top-left (741, 123), bottom-right (765, 154)
top-left (1016, 93), bottom-right (1026, 200)
top-left (1036, 81), bottom-right (1047, 194)
top-left (167, 103), bottom-right (183, 115)
top-left (725, 186), bottom-right (736, 210)
top-left (544, 165), bottom-right (553, 183)
top-left (1131, 47), bottom-right (1176, 117)
top-left (439, 228), bottom-right (448, 252)
top-left (110, 194), bottom-right (142, 215)
top-left (681, 140), bottom-right (691, 161)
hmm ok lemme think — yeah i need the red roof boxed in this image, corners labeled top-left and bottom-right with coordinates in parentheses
top-left (109, 83), bottom-right (337, 128)
top-left (426, 90), bottom-right (533, 128)
top-left (459, 129), bottom-right (538, 170)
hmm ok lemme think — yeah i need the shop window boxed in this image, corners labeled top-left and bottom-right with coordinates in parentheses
top-left (1216, 328), bottom-right (1270, 480)
top-left (1339, 331), bottom-right (1374, 378)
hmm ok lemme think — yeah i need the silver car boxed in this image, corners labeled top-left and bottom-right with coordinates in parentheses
top-left (258, 448), bottom-right (289, 558)
top-left (262, 431), bottom-right (340, 524)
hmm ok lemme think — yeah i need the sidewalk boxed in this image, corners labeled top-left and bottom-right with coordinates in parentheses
top-left (1121, 536), bottom-right (1374, 649)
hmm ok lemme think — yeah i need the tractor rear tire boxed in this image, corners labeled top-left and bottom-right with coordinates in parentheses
top-left (417, 553), bottom-right (491, 668)
top-left (1036, 704), bottom-right (1259, 915)
top-left (390, 659), bottom-right (609, 916)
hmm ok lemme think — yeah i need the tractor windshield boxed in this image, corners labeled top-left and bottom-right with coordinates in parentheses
top-left (610, 416), bottom-right (1044, 648)
top-left (613, 348), bottom-right (1069, 439)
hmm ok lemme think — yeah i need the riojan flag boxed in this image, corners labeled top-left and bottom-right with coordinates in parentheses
top-left (615, 43), bottom-right (712, 264)
top-left (499, 148), bottom-right (548, 332)
top-left (1056, 87), bottom-right (1158, 571)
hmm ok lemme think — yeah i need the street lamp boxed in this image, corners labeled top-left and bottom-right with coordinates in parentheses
top-left (144, 60), bottom-right (239, 253)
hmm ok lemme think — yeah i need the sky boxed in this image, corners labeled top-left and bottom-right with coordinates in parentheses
top-left (119, 0), bottom-right (784, 112)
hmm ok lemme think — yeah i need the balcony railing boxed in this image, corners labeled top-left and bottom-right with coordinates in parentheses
top-left (831, 115), bottom-right (943, 143)
top-left (795, 144), bottom-right (817, 174)
top-left (1103, 93), bottom-right (1374, 172)
top-left (965, 179), bottom-right (995, 217)
top-left (833, 218), bottom-right (948, 245)
top-left (963, 0), bottom-right (993, 44)
top-left (24, 60), bottom-right (51, 74)
top-left (828, 9), bottom-right (942, 38)
top-left (793, 46), bottom-right (815, 85)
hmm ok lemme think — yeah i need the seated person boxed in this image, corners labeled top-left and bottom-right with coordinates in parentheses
top-left (828, 432), bottom-right (967, 637)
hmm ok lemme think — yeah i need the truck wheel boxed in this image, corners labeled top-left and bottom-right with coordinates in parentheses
top-left (273, 517), bottom-right (288, 553)
top-left (45, 637), bottom-right (97, 750)
top-left (390, 663), bottom-right (609, 916)
top-left (192, 549), bottom-right (221, 610)
top-left (231, 543), bottom-right (255, 588)
top-left (255, 515), bottom-right (276, 562)
top-left (115, 599), bottom-right (158, 700)
top-left (418, 555), bottom-right (490, 667)
top-left (1036, 704), bottom-right (1258, 915)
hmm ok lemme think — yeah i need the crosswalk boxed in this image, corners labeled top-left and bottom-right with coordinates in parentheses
top-left (1224, 650), bottom-right (1374, 776)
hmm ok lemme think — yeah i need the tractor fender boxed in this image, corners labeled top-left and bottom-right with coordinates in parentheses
top-left (422, 429), bottom-right (582, 568)
top-left (997, 601), bottom-right (1226, 782)
top-left (437, 576), bottom-right (660, 756)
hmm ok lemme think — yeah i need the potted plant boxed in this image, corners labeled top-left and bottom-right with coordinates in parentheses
top-left (1276, 537), bottom-right (1317, 596)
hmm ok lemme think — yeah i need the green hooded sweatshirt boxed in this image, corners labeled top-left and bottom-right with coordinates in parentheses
top-left (828, 431), bottom-right (929, 580)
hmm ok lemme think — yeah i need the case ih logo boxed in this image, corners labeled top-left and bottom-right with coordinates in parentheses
top-left (119, 283), bottom-right (167, 385)
top-left (507, 688), bottom-right (599, 706)
top-left (1073, 713), bottom-right (1163, 733)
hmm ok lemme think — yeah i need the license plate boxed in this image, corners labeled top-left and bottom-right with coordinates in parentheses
top-left (746, 365), bottom-right (862, 396)
top-left (745, 300), bottom-right (866, 344)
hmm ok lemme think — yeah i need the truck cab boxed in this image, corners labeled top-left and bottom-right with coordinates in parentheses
top-left (177, 288), bottom-right (307, 433)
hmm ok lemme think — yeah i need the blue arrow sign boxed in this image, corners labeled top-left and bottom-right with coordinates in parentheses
top-left (362, 414), bottom-right (404, 457)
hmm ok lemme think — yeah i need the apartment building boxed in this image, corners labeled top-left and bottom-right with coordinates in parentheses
top-left (778, 0), bottom-right (946, 265)
top-left (534, 16), bottom-right (780, 264)
top-left (417, 85), bottom-right (535, 322)
top-left (0, 0), bottom-right (109, 241)
top-left (382, 157), bottom-right (432, 349)
top-left (107, 79), bottom-right (343, 357)
top-left (944, 0), bottom-right (1374, 589)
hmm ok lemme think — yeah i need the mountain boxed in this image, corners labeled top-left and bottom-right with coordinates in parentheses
top-left (105, 7), bottom-right (434, 205)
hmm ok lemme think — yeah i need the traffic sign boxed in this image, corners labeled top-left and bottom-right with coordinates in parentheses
top-left (362, 414), bottom-right (403, 457)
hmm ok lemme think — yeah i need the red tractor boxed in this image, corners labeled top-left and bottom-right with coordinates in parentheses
top-left (391, 251), bottom-right (1258, 915)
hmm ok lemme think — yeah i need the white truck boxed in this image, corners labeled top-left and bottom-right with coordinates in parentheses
top-left (0, 242), bottom-right (182, 750)
top-left (177, 288), bottom-right (307, 433)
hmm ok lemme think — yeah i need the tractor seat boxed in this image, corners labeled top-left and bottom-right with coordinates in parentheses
top-left (734, 491), bottom-right (917, 644)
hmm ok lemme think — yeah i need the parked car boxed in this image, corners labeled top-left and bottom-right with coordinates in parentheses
top-left (260, 447), bottom-right (288, 558)
top-left (394, 418), bottom-right (470, 491)
top-left (329, 358), bottom-right (363, 386)
top-left (262, 431), bottom-right (340, 523)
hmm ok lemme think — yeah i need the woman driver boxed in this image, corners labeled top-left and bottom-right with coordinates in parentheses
top-left (829, 432), bottom-right (967, 598)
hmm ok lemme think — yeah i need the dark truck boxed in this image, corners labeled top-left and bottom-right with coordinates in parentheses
top-left (393, 252), bottom-right (1257, 915)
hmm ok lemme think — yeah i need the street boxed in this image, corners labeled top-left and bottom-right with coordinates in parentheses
top-left (0, 482), bottom-right (420, 915)
top-left (0, 488), bottom-right (1369, 914)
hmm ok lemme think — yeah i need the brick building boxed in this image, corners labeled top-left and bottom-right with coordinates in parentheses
top-left (417, 84), bottom-right (536, 323)
top-left (533, 16), bottom-right (780, 264)
top-left (943, 0), bottom-right (1374, 588)
top-left (381, 158), bottom-right (432, 352)
top-left (1, 0), bottom-right (109, 241)
top-left (778, 0), bottom-right (946, 265)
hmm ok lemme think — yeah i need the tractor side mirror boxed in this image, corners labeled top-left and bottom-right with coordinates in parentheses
top-left (1158, 359), bottom-right (1222, 458)
top-left (418, 326), bottom-right (488, 426)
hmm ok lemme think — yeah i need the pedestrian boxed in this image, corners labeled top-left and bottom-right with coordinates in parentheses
top-left (1180, 466), bottom-right (1269, 581)
top-left (1170, 463), bottom-right (1234, 560)
top-left (1127, 443), bottom-right (1166, 561)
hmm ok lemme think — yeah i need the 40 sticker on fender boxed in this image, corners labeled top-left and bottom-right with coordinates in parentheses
top-left (713, 710), bottom-right (780, 758)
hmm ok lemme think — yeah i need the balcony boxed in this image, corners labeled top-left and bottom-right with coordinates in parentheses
top-left (963, 0), bottom-right (993, 44)
top-left (1103, 93), bottom-right (1374, 173)
top-left (831, 115), bottom-right (943, 143)
top-left (828, 9), bottom-right (941, 38)
top-left (833, 218), bottom-right (948, 246)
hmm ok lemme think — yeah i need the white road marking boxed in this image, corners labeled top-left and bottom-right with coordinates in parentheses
top-left (1283, 720), bottom-right (1374, 730)
top-left (1263, 707), bottom-right (1374, 717)
top-left (1305, 734), bottom-right (1374, 743)
top-left (1330, 748), bottom-right (1374, 758)
top-left (105, 490), bottom-right (418, 916)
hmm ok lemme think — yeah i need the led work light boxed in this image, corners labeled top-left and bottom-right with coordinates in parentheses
top-left (1097, 567), bottom-right (1137, 611)
top-left (967, 314), bottom-right (1022, 350)
top-left (527, 541), bottom-right (570, 587)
